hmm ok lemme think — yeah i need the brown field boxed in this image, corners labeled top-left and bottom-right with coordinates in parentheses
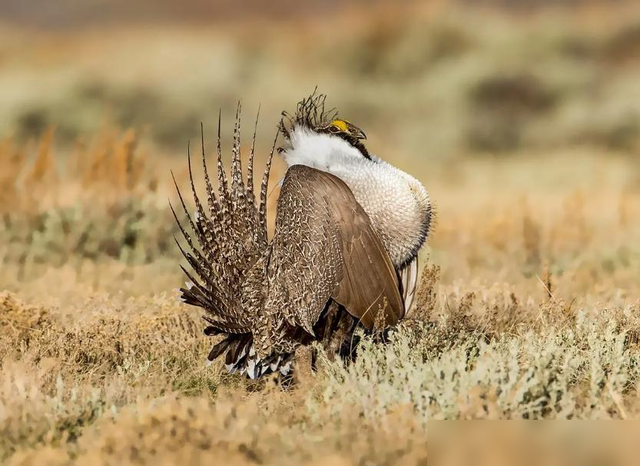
top-left (2, 3), bottom-right (640, 465)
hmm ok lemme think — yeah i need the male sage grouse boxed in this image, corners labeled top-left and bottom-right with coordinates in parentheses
top-left (173, 93), bottom-right (431, 379)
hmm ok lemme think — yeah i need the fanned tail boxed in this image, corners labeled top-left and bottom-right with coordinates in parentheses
top-left (172, 103), bottom-right (276, 348)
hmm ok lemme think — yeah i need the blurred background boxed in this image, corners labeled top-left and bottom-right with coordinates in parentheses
top-left (3, 0), bottom-right (640, 156)
top-left (2, 0), bottom-right (640, 300)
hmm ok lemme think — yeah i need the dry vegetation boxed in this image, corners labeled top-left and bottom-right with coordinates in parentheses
top-left (2, 4), bottom-right (640, 465)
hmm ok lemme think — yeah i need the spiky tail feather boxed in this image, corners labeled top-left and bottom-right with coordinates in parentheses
top-left (172, 103), bottom-right (278, 370)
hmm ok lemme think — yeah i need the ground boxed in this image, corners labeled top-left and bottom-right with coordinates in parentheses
top-left (2, 4), bottom-right (640, 465)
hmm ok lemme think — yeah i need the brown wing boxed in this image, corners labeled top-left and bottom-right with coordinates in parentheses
top-left (330, 190), bottom-right (405, 328)
top-left (266, 165), bottom-right (404, 335)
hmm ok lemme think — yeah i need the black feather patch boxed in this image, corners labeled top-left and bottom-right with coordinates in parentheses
top-left (204, 325), bottom-right (222, 336)
top-left (208, 338), bottom-right (232, 361)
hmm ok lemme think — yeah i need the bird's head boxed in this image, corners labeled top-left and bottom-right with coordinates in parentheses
top-left (278, 92), bottom-right (372, 165)
top-left (317, 118), bottom-right (367, 144)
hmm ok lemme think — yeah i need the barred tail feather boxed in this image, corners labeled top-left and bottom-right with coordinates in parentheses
top-left (206, 333), bottom-right (293, 379)
top-left (230, 102), bottom-right (244, 196)
top-left (216, 109), bottom-right (230, 200)
top-left (259, 130), bottom-right (277, 237)
top-left (246, 105), bottom-right (260, 207)
top-left (173, 103), bottom-right (276, 358)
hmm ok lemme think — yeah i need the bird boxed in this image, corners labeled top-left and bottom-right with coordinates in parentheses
top-left (172, 92), bottom-right (432, 379)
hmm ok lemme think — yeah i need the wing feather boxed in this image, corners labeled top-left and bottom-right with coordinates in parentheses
top-left (400, 257), bottom-right (419, 314)
top-left (267, 165), bottom-right (404, 334)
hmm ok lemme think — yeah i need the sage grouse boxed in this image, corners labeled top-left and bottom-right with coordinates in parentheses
top-left (173, 93), bottom-right (431, 379)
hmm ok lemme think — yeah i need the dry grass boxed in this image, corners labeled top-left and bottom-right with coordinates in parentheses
top-left (2, 123), bottom-right (640, 464)
top-left (3, 4), bottom-right (640, 464)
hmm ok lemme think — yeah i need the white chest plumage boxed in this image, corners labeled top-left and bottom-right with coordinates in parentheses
top-left (280, 128), bottom-right (431, 268)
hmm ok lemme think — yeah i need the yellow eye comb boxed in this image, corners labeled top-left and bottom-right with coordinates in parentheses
top-left (330, 119), bottom-right (349, 132)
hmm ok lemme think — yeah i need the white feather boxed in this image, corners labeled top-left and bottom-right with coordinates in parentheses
top-left (270, 356), bottom-right (282, 371)
top-left (281, 128), bottom-right (364, 170)
top-left (279, 361), bottom-right (292, 376)
top-left (401, 257), bottom-right (419, 314)
top-left (281, 128), bottom-right (431, 267)
top-left (247, 358), bottom-right (257, 379)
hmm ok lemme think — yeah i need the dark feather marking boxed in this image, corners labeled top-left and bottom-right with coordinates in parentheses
top-left (169, 198), bottom-right (226, 299)
top-left (231, 101), bottom-right (244, 196)
top-left (200, 122), bottom-right (221, 225)
top-left (208, 338), bottom-right (232, 361)
top-left (173, 238), bottom-right (230, 304)
top-left (246, 105), bottom-right (260, 207)
top-left (186, 142), bottom-right (217, 259)
top-left (216, 109), bottom-right (229, 200)
top-left (258, 130), bottom-right (277, 237)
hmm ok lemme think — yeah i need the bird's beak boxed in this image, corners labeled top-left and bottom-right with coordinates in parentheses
top-left (354, 127), bottom-right (367, 140)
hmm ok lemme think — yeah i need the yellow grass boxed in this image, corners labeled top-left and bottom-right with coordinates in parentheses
top-left (3, 3), bottom-right (640, 464)
top-left (2, 123), bottom-right (640, 465)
